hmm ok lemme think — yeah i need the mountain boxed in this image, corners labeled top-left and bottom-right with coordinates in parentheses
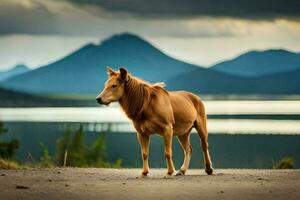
top-left (0, 33), bottom-right (199, 95)
top-left (0, 64), bottom-right (30, 81)
top-left (212, 49), bottom-right (300, 77)
top-left (167, 68), bottom-right (300, 95)
top-left (1, 34), bottom-right (299, 96)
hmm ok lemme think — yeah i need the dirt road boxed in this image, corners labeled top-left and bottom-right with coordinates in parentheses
top-left (0, 168), bottom-right (299, 200)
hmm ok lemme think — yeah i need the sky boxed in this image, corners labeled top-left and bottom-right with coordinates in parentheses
top-left (0, 0), bottom-right (300, 70)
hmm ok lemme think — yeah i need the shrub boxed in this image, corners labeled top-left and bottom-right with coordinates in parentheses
top-left (0, 122), bottom-right (20, 160)
top-left (56, 125), bottom-right (122, 168)
top-left (273, 156), bottom-right (295, 169)
top-left (39, 143), bottom-right (54, 168)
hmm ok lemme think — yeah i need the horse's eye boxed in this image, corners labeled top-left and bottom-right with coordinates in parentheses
top-left (112, 84), bottom-right (117, 88)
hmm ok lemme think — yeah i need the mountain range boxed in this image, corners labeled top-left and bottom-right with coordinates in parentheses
top-left (0, 33), bottom-right (300, 95)
top-left (212, 49), bottom-right (300, 77)
top-left (167, 67), bottom-right (300, 95)
top-left (0, 34), bottom-right (199, 94)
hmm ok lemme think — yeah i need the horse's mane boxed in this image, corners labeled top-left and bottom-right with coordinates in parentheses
top-left (118, 74), bottom-right (167, 120)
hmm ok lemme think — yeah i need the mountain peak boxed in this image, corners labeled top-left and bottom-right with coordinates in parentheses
top-left (0, 64), bottom-right (30, 81)
top-left (264, 49), bottom-right (293, 54)
top-left (100, 33), bottom-right (150, 47)
top-left (245, 49), bottom-right (295, 56)
top-left (1, 64), bottom-right (29, 73)
top-left (94, 32), bottom-right (164, 58)
top-left (13, 64), bottom-right (29, 71)
top-left (103, 33), bottom-right (144, 42)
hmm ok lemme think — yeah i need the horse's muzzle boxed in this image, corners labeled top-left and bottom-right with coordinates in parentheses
top-left (96, 97), bottom-right (104, 105)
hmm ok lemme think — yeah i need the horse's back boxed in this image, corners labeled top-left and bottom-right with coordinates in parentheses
top-left (168, 91), bottom-right (203, 135)
top-left (169, 90), bottom-right (203, 109)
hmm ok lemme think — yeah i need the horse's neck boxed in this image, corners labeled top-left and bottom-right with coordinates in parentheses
top-left (119, 77), bottom-right (151, 120)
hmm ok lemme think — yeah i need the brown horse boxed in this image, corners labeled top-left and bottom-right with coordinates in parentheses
top-left (96, 67), bottom-right (213, 177)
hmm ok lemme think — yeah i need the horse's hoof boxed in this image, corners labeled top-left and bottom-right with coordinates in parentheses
top-left (142, 172), bottom-right (148, 176)
top-left (176, 170), bottom-right (186, 176)
top-left (205, 167), bottom-right (214, 175)
top-left (137, 174), bottom-right (149, 179)
top-left (139, 172), bottom-right (149, 178)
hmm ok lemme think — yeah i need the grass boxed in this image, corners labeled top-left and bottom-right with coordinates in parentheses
top-left (0, 157), bottom-right (54, 169)
top-left (0, 158), bottom-right (20, 170)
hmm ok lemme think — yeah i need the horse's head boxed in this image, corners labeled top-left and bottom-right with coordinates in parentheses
top-left (96, 67), bottom-right (128, 105)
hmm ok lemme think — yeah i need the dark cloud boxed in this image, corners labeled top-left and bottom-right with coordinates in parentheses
top-left (0, 0), bottom-right (246, 37)
top-left (66, 0), bottom-right (300, 19)
top-left (0, 0), bottom-right (299, 37)
top-left (0, 2), bottom-right (58, 35)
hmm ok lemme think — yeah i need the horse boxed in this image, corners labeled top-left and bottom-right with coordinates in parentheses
top-left (96, 67), bottom-right (213, 177)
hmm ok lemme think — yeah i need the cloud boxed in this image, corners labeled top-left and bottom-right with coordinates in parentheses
top-left (65, 0), bottom-right (300, 20)
top-left (0, 0), bottom-right (58, 35)
top-left (0, 0), bottom-right (299, 70)
top-left (0, 0), bottom-right (250, 37)
top-left (0, 0), bottom-right (299, 39)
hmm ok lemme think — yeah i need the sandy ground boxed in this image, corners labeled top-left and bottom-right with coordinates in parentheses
top-left (0, 168), bottom-right (299, 200)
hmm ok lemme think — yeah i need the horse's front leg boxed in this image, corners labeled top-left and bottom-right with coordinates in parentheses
top-left (163, 126), bottom-right (175, 176)
top-left (137, 132), bottom-right (150, 176)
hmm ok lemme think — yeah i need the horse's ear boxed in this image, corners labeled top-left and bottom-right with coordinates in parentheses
top-left (119, 67), bottom-right (128, 81)
top-left (106, 66), bottom-right (116, 76)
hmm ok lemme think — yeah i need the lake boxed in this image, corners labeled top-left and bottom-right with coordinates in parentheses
top-left (1, 100), bottom-right (300, 168)
top-left (1, 100), bottom-right (300, 134)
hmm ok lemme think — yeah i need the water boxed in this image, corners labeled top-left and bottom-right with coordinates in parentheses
top-left (1, 100), bottom-right (299, 167)
top-left (1, 100), bottom-right (300, 134)
top-left (5, 123), bottom-right (300, 168)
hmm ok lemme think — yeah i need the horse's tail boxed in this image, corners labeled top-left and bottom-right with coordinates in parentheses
top-left (184, 93), bottom-right (207, 128)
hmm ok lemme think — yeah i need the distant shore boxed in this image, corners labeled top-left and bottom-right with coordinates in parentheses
top-left (1, 85), bottom-right (300, 108)
top-left (0, 168), bottom-right (299, 200)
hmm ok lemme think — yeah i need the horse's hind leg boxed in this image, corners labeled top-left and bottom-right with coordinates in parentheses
top-left (176, 132), bottom-right (192, 176)
top-left (194, 116), bottom-right (213, 175)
